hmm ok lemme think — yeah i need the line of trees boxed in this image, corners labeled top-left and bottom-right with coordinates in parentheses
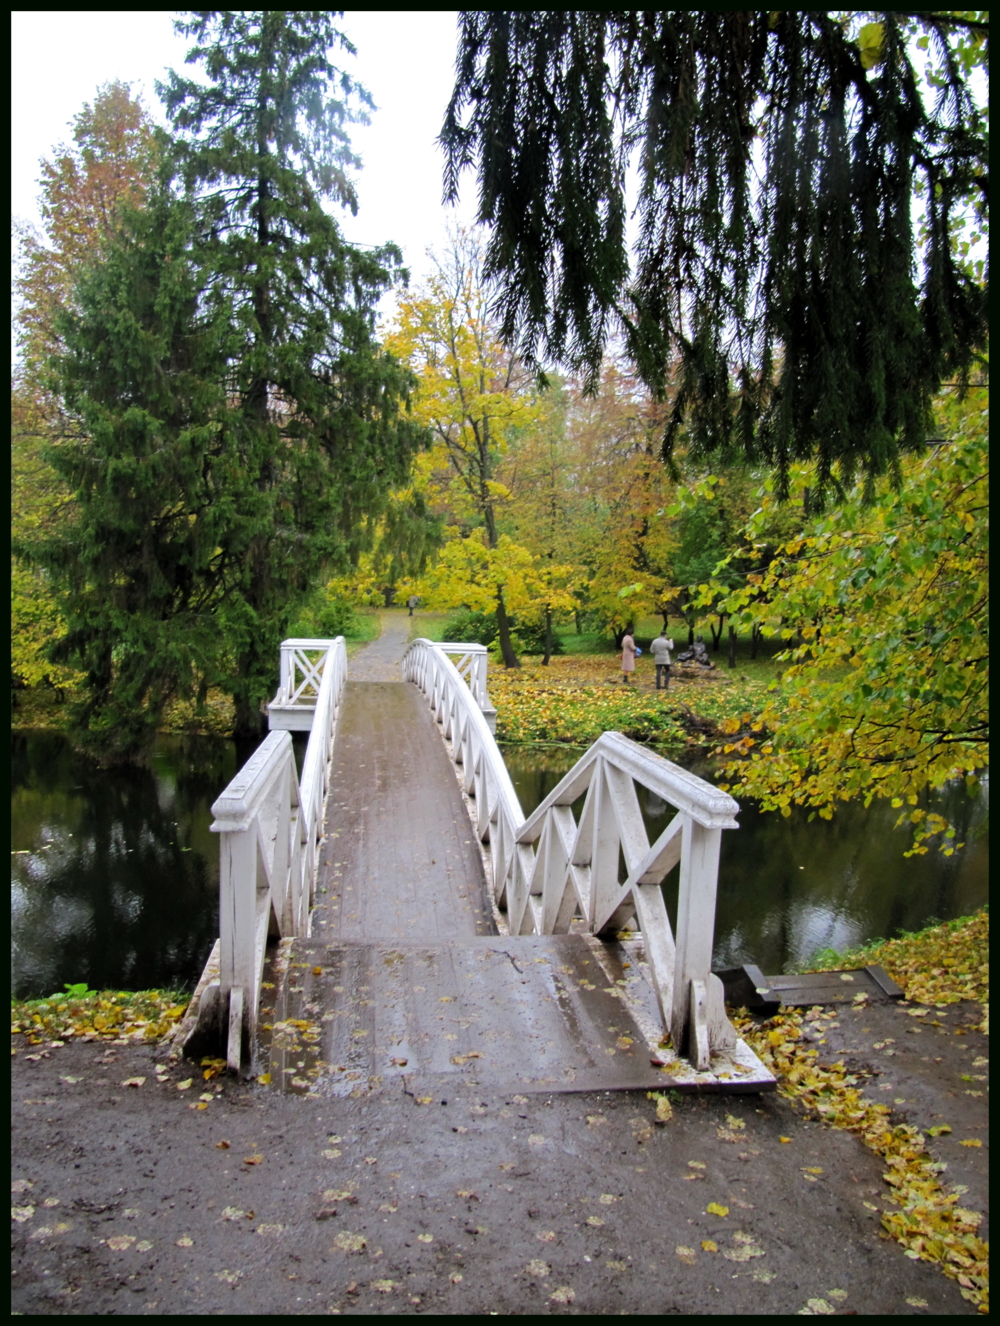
top-left (10, 11), bottom-right (987, 851)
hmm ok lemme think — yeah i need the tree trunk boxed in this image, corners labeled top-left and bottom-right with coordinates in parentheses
top-left (495, 588), bottom-right (520, 669)
top-left (233, 692), bottom-right (267, 742)
top-left (728, 623), bottom-right (737, 668)
top-left (542, 606), bottom-right (553, 666)
top-left (750, 623), bottom-right (761, 659)
top-left (709, 616), bottom-right (724, 651)
top-left (661, 609), bottom-right (670, 630)
top-left (574, 609), bottom-right (582, 635)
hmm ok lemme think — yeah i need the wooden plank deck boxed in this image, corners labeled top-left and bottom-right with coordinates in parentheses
top-left (311, 681), bottom-right (497, 943)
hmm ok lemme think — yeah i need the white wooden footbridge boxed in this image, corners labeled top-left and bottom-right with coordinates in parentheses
top-left (184, 624), bottom-right (772, 1095)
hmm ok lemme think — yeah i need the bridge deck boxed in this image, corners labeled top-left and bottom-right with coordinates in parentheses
top-left (311, 680), bottom-right (496, 942)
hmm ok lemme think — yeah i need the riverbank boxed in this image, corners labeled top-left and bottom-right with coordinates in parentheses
top-left (9, 617), bottom-right (384, 738)
top-left (487, 654), bottom-right (781, 748)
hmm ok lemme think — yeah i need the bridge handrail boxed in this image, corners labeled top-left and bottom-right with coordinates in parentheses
top-left (435, 642), bottom-right (489, 710)
top-left (209, 636), bottom-right (347, 1072)
top-left (403, 638), bottom-right (522, 825)
top-left (402, 638), bottom-right (741, 1069)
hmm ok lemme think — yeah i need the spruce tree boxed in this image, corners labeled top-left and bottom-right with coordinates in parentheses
top-left (37, 187), bottom-right (237, 749)
top-left (442, 12), bottom-right (989, 496)
top-left (37, 12), bottom-right (424, 749)
top-left (155, 10), bottom-right (423, 736)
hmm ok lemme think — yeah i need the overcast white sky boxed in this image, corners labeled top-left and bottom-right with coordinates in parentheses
top-left (11, 10), bottom-right (479, 326)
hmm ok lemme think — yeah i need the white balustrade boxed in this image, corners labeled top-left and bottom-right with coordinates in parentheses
top-left (268, 638), bottom-right (342, 730)
top-left (436, 643), bottom-right (491, 715)
top-left (402, 638), bottom-right (741, 1069)
top-left (208, 637), bottom-right (347, 1072)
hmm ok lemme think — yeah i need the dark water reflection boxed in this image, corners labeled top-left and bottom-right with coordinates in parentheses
top-left (500, 745), bottom-right (989, 974)
top-left (10, 731), bottom-right (308, 1000)
top-left (11, 731), bottom-right (988, 998)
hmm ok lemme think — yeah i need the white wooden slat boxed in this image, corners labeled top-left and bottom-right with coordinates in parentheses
top-left (541, 807), bottom-right (577, 933)
top-left (688, 978), bottom-right (711, 1070)
top-left (671, 819), bottom-right (723, 1055)
top-left (226, 986), bottom-right (244, 1075)
top-left (588, 761), bottom-right (623, 930)
top-left (706, 973), bottom-right (738, 1052)
top-left (591, 812), bottom-right (684, 935)
top-left (602, 764), bottom-right (650, 876)
top-left (630, 882), bottom-right (676, 1030)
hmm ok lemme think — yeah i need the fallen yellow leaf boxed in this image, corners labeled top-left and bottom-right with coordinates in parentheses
top-left (706, 1202), bottom-right (729, 1218)
top-left (701, 1239), bottom-right (718, 1252)
top-left (655, 1097), bottom-right (673, 1123)
top-left (959, 1138), bottom-right (982, 1148)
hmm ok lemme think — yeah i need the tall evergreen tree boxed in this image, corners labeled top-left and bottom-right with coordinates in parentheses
top-left (442, 12), bottom-right (989, 496)
top-left (155, 10), bottom-right (423, 735)
top-left (35, 13), bottom-right (424, 749)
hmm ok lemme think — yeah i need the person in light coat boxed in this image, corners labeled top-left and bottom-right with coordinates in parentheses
top-left (651, 629), bottom-right (676, 690)
top-left (620, 627), bottom-right (637, 684)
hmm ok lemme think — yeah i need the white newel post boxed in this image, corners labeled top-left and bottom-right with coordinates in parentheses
top-left (216, 814), bottom-right (258, 1072)
top-left (671, 817), bottom-right (722, 1065)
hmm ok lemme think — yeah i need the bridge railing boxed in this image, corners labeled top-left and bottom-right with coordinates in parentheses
top-left (268, 637), bottom-right (342, 730)
top-left (402, 638), bottom-right (741, 1069)
top-left (207, 636), bottom-right (347, 1072)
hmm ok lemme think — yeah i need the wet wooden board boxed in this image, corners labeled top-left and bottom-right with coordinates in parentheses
top-left (313, 681), bottom-right (497, 943)
top-left (258, 936), bottom-right (772, 1096)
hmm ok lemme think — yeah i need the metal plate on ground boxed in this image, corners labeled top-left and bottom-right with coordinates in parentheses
top-left (762, 964), bottom-right (904, 1007)
top-left (258, 935), bottom-right (772, 1096)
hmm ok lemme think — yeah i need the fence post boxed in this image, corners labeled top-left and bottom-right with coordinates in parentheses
top-left (217, 821), bottom-right (257, 1069)
top-left (670, 817), bottom-right (723, 1061)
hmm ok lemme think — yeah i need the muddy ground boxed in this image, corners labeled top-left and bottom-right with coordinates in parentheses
top-left (11, 997), bottom-right (987, 1315)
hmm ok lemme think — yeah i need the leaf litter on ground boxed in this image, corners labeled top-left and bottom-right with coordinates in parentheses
top-left (718, 909), bottom-right (989, 1312)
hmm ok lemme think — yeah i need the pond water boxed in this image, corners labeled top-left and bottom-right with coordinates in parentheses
top-left (10, 730), bottom-right (306, 1001)
top-left (11, 731), bottom-right (988, 999)
top-left (501, 746), bottom-right (988, 974)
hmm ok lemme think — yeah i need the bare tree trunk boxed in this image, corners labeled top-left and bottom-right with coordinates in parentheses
top-left (750, 623), bottom-right (761, 659)
top-left (709, 615), bottom-right (724, 651)
top-left (495, 588), bottom-right (520, 669)
top-left (542, 606), bottom-right (553, 666)
top-left (728, 623), bottom-right (737, 668)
